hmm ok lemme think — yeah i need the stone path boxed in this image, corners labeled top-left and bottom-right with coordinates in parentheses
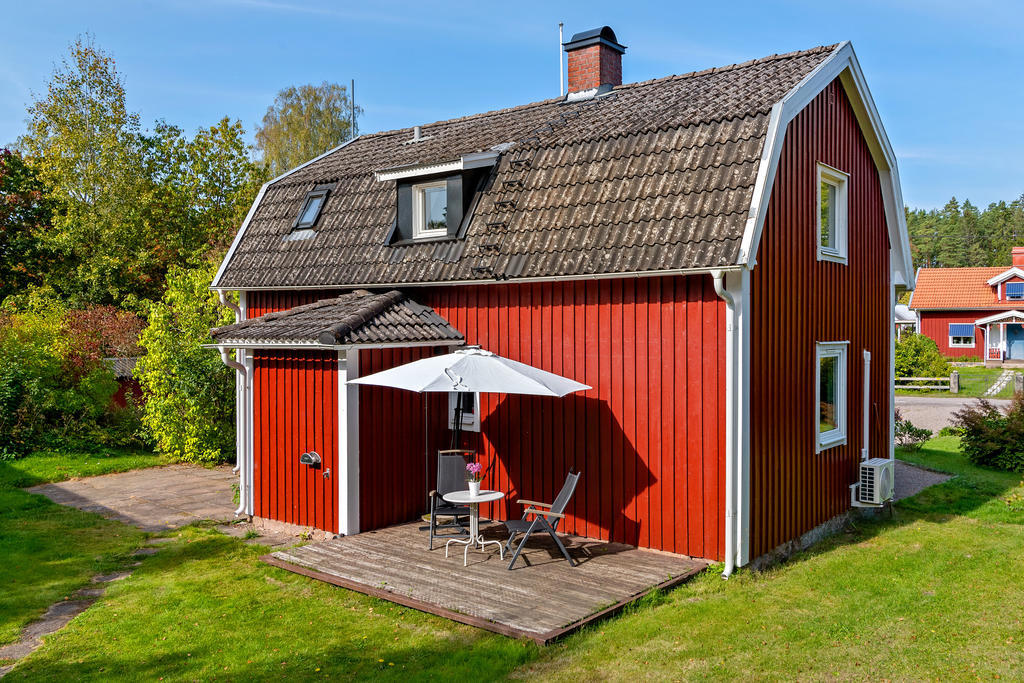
top-left (0, 538), bottom-right (169, 677)
top-left (26, 464), bottom-right (237, 531)
top-left (983, 370), bottom-right (1016, 397)
top-left (894, 460), bottom-right (951, 501)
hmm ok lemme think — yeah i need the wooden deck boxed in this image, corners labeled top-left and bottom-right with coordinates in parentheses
top-left (263, 520), bottom-right (708, 644)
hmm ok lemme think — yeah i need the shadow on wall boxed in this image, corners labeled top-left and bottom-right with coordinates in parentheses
top-left (474, 393), bottom-right (652, 547)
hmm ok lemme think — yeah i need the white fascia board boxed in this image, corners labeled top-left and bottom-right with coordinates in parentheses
top-left (975, 310), bottom-right (1024, 325)
top-left (986, 267), bottom-right (1024, 286)
top-left (204, 339), bottom-right (462, 351)
top-left (737, 42), bottom-right (915, 289)
top-left (210, 136), bottom-right (362, 289)
top-left (374, 151), bottom-right (499, 182)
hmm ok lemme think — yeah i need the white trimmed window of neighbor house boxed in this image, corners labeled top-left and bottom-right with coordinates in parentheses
top-left (412, 180), bottom-right (448, 239)
top-left (817, 163), bottom-right (849, 264)
top-left (449, 391), bottom-right (480, 432)
top-left (816, 341), bottom-right (848, 452)
top-left (948, 323), bottom-right (976, 348)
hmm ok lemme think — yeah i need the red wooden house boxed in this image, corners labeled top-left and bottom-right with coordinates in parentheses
top-left (909, 248), bottom-right (1024, 365)
top-left (209, 29), bottom-right (914, 572)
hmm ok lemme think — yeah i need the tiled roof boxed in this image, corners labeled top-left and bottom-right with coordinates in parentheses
top-left (104, 357), bottom-right (140, 379)
top-left (210, 290), bottom-right (463, 346)
top-left (214, 45), bottom-right (839, 289)
top-left (909, 267), bottom-right (1022, 310)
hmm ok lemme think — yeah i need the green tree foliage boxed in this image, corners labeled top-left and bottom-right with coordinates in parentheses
top-left (255, 81), bottom-right (361, 176)
top-left (136, 263), bottom-right (235, 464)
top-left (907, 194), bottom-right (1024, 269)
top-left (895, 332), bottom-right (950, 379)
top-left (0, 149), bottom-right (54, 301)
top-left (15, 37), bottom-right (264, 308)
top-left (0, 294), bottom-right (145, 457)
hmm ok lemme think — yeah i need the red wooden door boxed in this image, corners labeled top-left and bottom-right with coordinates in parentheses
top-left (253, 350), bottom-right (339, 532)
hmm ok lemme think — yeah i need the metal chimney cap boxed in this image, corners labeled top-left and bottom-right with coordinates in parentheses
top-left (562, 26), bottom-right (626, 54)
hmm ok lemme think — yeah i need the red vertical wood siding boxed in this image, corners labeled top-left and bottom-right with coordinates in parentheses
top-left (412, 275), bottom-right (727, 559)
top-left (918, 311), bottom-right (987, 359)
top-left (247, 290), bottom-right (342, 318)
top-left (749, 79), bottom-right (891, 559)
top-left (252, 350), bottom-right (338, 532)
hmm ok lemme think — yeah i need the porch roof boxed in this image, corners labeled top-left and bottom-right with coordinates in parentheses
top-left (975, 309), bottom-right (1024, 326)
top-left (210, 290), bottom-right (463, 348)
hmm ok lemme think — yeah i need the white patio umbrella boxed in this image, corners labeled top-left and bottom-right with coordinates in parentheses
top-left (347, 346), bottom-right (590, 397)
top-left (348, 346), bottom-right (590, 500)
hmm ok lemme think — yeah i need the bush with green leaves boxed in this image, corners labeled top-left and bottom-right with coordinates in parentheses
top-left (953, 396), bottom-right (1024, 473)
top-left (895, 332), bottom-right (950, 379)
top-left (0, 296), bottom-right (144, 457)
top-left (136, 263), bottom-right (236, 464)
top-left (894, 409), bottom-right (932, 450)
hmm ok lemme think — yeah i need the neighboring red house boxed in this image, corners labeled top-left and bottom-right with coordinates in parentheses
top-left (909, 247), bottom-right (1024, 365)
top-left (209, 30), bottom-right (914, 573)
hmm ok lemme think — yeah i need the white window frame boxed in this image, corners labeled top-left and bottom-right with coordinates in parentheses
top-left (816, 341), bottom-right (849, 453)
top-left (448, 391), bottom-right (480, 432)
top-left (948, 324), bottom-right (976, 348)
top-left (816, 163), bottom-right (849, 264)
top-left (411, 180), bottom-right (449, 239)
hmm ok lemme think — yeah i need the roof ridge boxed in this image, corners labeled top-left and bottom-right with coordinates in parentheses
top-left (341, 44), bottom-right (838, 146)
top-left (316, 290), bottom-right (405, 344)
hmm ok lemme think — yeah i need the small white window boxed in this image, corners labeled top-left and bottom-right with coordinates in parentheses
top-left (816, 341), bottom-right (848, 452)
top-left (448, 391), bottom-right (479, 432)
top-left (948, 323), bottom-right (976, 348)
top-left (412, 180), bottom-right (448, 239)
top-left (816, 163), bottom-right (849, 264)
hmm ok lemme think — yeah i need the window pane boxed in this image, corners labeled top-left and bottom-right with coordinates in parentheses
top-left (423, 185), bottom-right (447, 232)
top-left (819, 355), bottom-right (837, 433)
top-left (458, 391), bottom-right (475, 416)
top-left (298, 195), bottom-right (324, 226)
top-left (820, 181), bottom-right (836, 248)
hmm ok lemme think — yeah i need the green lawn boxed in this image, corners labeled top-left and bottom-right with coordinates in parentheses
top-left (0, 449), bottom-right (163, 649)
top-left (4, 440), bottom-right (1024, 681)
top-left (896, 365), bottom-right (1017, 398)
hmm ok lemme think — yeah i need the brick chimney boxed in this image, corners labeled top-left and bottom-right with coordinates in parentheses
top-left (563, 26), bottom-right (626, 94)
top-left (1013, 246), bottom-right (1024, 268)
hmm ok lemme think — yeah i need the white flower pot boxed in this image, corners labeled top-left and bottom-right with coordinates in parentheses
top-left (468, 481), bottom-right (481, 497)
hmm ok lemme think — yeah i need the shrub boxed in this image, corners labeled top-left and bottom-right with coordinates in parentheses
top-left (895, 332), bottom-right (950, 379)
top-left (953, 396), bottom-right (1024, 473)
top-left (0, 296), bottom-right (145, 456)
top-left (136, 263), bottom-right (235, 464)
top-left (938, 425), bottom-right (963, 437)
top-left (894, 409), bottom-right (932, 450)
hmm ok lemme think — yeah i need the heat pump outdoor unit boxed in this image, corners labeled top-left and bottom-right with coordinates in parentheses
top-left (859, 458), bottom-right (894, 505)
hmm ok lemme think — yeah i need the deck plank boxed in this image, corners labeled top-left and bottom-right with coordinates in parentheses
top-left (265, 520), bottom-right (707, 643)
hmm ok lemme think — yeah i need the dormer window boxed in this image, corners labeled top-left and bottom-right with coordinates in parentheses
top-left (1006, 283), bottom-right (1024, 301)
top-left (293, 187), bottom-right (330, 230)
top-left (412, 181), bottom-right (449, 239)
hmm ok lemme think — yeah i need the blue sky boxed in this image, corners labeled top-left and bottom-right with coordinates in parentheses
top-left (1, 0), bottom-right (1021, 209)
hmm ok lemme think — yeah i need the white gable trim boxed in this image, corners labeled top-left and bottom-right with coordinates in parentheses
top-left (211, 136), bottom-right (362, 289)
top-left (975, 310), bottom-right (1024, 326)
top-left (736, 42), bottom-right (914, 290)
top-left (985, 267), bottom-right (1024, 286)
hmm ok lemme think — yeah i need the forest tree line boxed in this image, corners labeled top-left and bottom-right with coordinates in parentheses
top-left (906, 196), bottom-right (1024, 270)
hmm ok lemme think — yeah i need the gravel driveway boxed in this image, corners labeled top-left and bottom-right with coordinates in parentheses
top-left (895, 396), bottom-right (1012, 433)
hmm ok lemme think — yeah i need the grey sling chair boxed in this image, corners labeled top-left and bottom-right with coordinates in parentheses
top-left (427, 449), bottom-right (474, 549)
top-left (503, 470), bottom-right (580, 570)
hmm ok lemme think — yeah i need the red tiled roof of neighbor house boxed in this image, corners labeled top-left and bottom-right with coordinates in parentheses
top-left (909, 267), bottom-right (1021, 310)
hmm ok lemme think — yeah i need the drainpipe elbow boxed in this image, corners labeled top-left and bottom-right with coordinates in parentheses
top-left (218, 290), bottom-right (241, 323)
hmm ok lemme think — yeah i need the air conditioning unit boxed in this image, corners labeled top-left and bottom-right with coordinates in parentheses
top-left (859, 458), bottom-right (894, 505)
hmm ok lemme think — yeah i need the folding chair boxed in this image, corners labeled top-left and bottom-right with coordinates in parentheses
top-left (502, 470), bottom-right (580, 569)
top-left (427, 449), bottom-right (473, 549)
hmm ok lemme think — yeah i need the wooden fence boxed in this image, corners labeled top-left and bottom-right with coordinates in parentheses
top-left (894, 371), bottom-right (959, 393)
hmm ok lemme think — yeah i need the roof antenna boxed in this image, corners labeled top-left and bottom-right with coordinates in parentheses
top-left (558, 22), bottom-right (565, 96)
top-left (350, 78), bottom-right (357, 137)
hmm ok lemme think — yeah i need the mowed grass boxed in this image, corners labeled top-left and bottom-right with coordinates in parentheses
top-left (896, 365), bottom-right (1015, 398)
top-left (5, 438), bottom-right (1024, 681)
top-left (0, 450), bottom-right (162, 648)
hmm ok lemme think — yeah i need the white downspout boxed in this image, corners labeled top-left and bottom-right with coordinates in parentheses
top-left (861, 350), bottom-right (871, 462)
top-left (712, 270), bottom-right (738, 578)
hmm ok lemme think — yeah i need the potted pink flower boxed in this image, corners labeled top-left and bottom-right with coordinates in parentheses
top-left (465, 461), bottom-right (484, 496)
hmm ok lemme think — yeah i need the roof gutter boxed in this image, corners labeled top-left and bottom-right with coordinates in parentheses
top-left (209, 265), bottom-right (744, 293)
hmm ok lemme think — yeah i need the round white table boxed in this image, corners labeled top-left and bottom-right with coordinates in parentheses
top-left (442, 489), bottom-right (506, 566)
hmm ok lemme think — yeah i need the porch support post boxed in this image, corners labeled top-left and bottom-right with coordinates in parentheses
top-left (338, 350), bottom-right (361, 536)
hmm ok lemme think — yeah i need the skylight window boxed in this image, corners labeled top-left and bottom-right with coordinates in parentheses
top-left (293, 188), bottom-right (329, 230)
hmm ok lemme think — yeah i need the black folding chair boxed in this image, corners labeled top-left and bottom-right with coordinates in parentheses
top-left (503, 470), bottom-right (580, 569)
top-left (427, 449), bottom-right (473, 549)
